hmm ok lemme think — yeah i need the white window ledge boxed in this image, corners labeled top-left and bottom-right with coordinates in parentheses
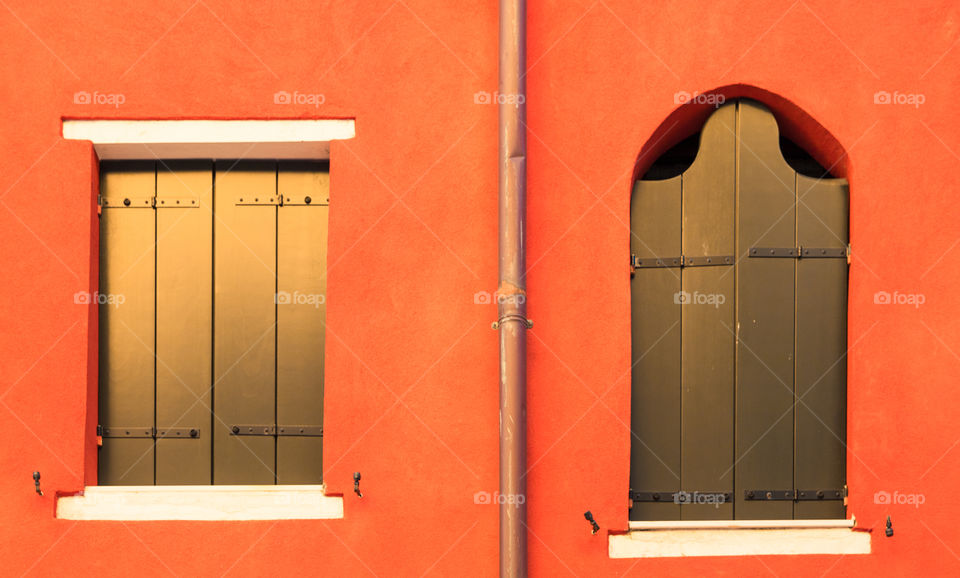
top-left (62, 119), bottom-right (356, 160)
top-left (609, 519), bottom-right (870, 558)
top-left (56, 485), bottom-right (344, 521)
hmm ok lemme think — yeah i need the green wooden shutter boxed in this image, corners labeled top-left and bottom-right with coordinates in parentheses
top-left (630, 99), bottom-right (848, 520)
top-left (98, 161), bottom-right (328, 485)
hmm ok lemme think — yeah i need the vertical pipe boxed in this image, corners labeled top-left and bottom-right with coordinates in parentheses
top-left (498, 0), bottom-right (526, 575)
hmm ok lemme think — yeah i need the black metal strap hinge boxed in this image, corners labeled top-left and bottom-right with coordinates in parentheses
top-left (230, 425), bottom-right (323, 437)
top-left (99, 196), bottom-right (199, 209)
top-left (631, 254), bottom-right (734, 270)
top-left (235, 195), bottom-right (281, 206)
top-left (744, 488), bottom-right (845, 501)
top-left (236, 195), bottom-right (327, 207)
top-left (748, 246), bottom-right (848, 259)
top-left (97, 425), bottom-right (200, 439)
top-left (630, 490), bottom-right (733, 504)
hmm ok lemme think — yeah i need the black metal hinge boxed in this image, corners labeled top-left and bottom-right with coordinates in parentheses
top-left (236, 195), bottom-right (328, 207)
top-left (630, 490), bottom-right (733, 504)
top-left (748, 246), bottom-right (848, 259)
top-left (98, 196), bottom-right (199, 209)
top-left (230, 425), bottom-right (323, 437)
top-left (97, 425), bottom-right (200, 439)
top-left (631, 254), bottom-right (734, 270)
top-left (744, 488), bottom-right (845, 501)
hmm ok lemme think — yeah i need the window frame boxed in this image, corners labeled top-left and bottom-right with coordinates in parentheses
top-left (59, 119), bottom-right (353, 521)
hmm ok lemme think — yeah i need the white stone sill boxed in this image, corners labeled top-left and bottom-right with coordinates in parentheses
top-left (56, 485), bottom-right (344, 521)
top-left (610, 519), bottom-right (870, 558)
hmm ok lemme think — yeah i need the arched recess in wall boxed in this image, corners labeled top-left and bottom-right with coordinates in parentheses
top-left (628, 94), bottom-right (850, 522)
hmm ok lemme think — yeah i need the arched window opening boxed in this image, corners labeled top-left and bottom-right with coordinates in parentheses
top-left (629, 99), bottom-right (848, 521)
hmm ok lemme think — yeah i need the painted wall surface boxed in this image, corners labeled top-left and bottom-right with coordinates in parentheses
top-left (1, 0), bottom-right (958, 575)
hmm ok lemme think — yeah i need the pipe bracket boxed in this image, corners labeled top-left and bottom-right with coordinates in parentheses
top-left (492, 315), bottom-right (532, 330)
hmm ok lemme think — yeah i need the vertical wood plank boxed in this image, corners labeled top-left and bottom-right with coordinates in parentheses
top-left (276, 162), bottom-right (329, 484)
top-left (213, 161), bottom-right (277, 484)
top-left (155, 161), bottom-right (213, 484)
top-left (99, 161), bottom-right (156, 485)
top-left (735, 100), bottom-right (796, 519)
top-left (795, 175), bottom-right (848, 519)
top-left (680, 104), bottom-right (736, 520)
top-left (629, 176), bottom-right (682, 521)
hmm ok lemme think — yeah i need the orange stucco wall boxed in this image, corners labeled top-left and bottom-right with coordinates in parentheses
top-left (1, 1), bottom-right (958, 575)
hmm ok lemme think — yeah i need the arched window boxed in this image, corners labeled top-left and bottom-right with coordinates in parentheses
top-left (629, 99), bottom-right (848, 521)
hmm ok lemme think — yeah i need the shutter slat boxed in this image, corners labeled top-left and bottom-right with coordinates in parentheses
top-left (735, 100), bottom-right (798, 520)
top-left (276, 163), bottom-right (329, 484)
top-left (155, 161), bottom-right (213, 484)
top-left (629, 176), bottom-right (682, 521)
top-left (99, 161), bottom-right (157, 485)
top-left (213, 161), bottom-right (277, 484)
top-left (680, 104), bottom-right (736, 520)
top-left (795, 174), bottom-right (848, 519)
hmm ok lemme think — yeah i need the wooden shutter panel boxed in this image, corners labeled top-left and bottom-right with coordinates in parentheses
top-left (630, 99), bottom-right (847, 520)
top-left (680, 103), bottom-right (736, 520)
top-left (213, 160), bottom-right (278, 484)
top-left (155, 161), bottom-right (213, 484)
top-left (276, 163), bottom-right (329, 484)
top-left (794, 174), bottom-right (848, 519)
top-left (735, 100), bottom-right (798, 520)
top-left (629, 176), bottom-right (682, 521)
top-left (100, 161), bottom-right (329, 485)
top-left (99, 161), bottom-right (157, 485)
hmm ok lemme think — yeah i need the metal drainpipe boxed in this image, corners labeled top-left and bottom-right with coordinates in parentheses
top-left (498, 0), bottom-right (527, 576)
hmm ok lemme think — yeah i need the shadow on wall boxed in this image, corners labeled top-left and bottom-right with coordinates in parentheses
top-left (633, 84), bottom-right (850, 182)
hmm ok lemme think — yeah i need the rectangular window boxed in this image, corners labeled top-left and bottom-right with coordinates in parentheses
top-left (98, 160), bottom-right (329, 485)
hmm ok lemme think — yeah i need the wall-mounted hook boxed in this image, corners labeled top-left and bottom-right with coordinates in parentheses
top-left (353, 472), bottom-right (363, 498)
top-left (33, 471), bottom-right (42, 496)
top-left (885, 516), bottom-right (893, 537)
top-left (583, 511), bottom-right (599, 535)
